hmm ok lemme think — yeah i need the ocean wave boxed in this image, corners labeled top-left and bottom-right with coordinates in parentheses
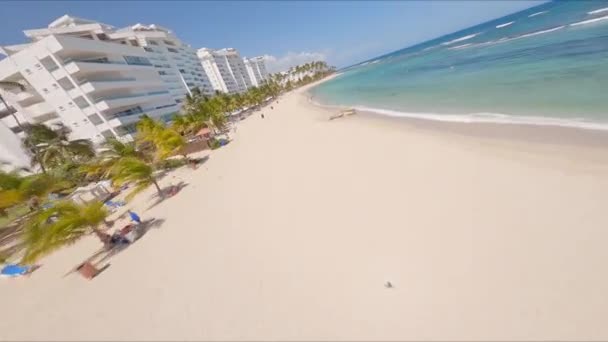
top-left (448, 26), bottom-right (565, 51)
top-left (351, 106), bottom-right (608, 131)
top-left (570, 14), bottom-right (608, 27)
top-left (588, 7), bottom-right (608, 15)
top-left (448, 43), bottom-right (474, 50)
top-left (496, 21), bottom-right (514, 29)
top-left (441, 33), bottom-right (481, 46)
top-left (529, 11), bottom-right (548, 17)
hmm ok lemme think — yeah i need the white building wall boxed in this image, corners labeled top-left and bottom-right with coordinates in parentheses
top-left (114, 24), bottom-right (214, 104)
top-left (198, 48), bottom-right (251, 94)
top-left (0, 16), bottom-right (179, 145)
top-left (0, 106), bottom-right (30, 170)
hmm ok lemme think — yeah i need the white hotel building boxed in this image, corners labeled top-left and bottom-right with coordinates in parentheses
top-left (111, 23), bottom-right (214, 102)
top-left (197, 48), bottom-right (270, 94)
top-left (244, 56), bottom-right (269, 87)
top-left (0, 15), bottom-right (199, 149)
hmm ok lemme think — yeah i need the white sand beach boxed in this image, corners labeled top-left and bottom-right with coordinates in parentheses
top-left (2, 79), bottom-right (608, 340)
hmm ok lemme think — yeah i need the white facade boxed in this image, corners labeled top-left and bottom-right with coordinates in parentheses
top-left (0, 106), bottom-right (30, 170)
top-left (0, 15), bottom-right (179, 146)
top-left (244, 56), bottom-right (269, 87)
top-left (197, 48), bottom-right (252, 94)
top-left (111, 24), bottom-right (214, 103)
top-left (197, 48), bottom-right (228, 93)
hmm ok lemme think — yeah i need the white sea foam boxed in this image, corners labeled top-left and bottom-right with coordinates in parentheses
top-left (350, 106), bottom-right (608, 131)
top-left (496, 21), bottom-right (514, 29)
top-left (517, 25), bottom-right (566, 38)
top-left (529, 11), bottom-right (548, 17)
top-left (570, 14), bottom-right (608, 27)
top-left (588, 7), bottom-right (608, 15)
top-left (448, 43), bottom-right (474, 50)
top-left (441, 33), bottom-right (480, 46)
top-left (450, 26), bottom-right (565, 51)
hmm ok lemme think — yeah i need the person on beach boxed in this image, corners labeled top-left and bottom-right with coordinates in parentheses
top-left (128, 210), bottom-right (142, 225)
top-left (261, 113), bottom-right (265, 119)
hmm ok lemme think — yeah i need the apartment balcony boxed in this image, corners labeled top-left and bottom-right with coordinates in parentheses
top-left (0, 105), bottom-right (17, 119)
top-left (77, 78), bottom-right (150, 93)
top-left (107, 103), bottom-right (179, 127)
top-left (15, 91), bottom-right (42, 106)
top-left (94, 91), bottom-right (172, 111)
top-left (63, 59), bottom-right (151, 75)
top-left (24, 102), bottom-right (54, 117)
top-left (31, 112), bottom-right (60, 124)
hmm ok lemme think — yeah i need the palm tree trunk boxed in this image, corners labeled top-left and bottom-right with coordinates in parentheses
top-left (152, 178), bottom-right (163, 198)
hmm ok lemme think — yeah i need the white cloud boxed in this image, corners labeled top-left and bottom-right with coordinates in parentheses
top-left (262, 51), bottom-right (327, 73)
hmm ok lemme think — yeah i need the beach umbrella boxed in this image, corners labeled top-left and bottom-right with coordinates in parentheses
top-left (1, 264), bottom-right (30, 277)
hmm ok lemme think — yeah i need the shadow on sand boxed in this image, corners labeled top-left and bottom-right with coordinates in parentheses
top-left (145, 181), bottom-right (189, 211)
top-left (66, 218), bottom-right (166, 278)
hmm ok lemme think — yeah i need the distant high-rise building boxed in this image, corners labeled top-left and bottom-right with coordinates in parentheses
top-left (197, 48), bottom-right (251, 94)
top-left (112, 23), bottom-right (214, 102)
top-left (244, 56), bottom-right (269, 87)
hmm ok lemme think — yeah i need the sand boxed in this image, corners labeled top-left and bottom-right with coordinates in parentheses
top-left (2, 79), bottom-right (608, 340)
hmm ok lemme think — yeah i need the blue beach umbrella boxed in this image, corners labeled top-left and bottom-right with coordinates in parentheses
top-left (1, 264), bottom-right (30, 277)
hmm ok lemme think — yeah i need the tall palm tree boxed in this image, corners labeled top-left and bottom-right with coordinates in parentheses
top-left (21, 201), bottom-right (108, 264)
top-left (23, 123), bottom-right (94, 170)
top-left (136, 116), bottom-right (185, 161)
top-left (108, 157), bottom-right (163, 200)
top-left (0, 171), bottom-right (73, 216)
top-left (81, 138), bottom-right (144, 180)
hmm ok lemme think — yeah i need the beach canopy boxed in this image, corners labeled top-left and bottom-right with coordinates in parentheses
top-left (1, 264), bottom-right (30, 277)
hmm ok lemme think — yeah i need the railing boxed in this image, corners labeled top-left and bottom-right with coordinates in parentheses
top-left (106, 103), bottom-right (177, 120)
top-left (94, 91), bottom-right (169, 103)
top-left (63, 57), bottom-right (126, 65)
top-left (78, 77), bottom-right (136, 85)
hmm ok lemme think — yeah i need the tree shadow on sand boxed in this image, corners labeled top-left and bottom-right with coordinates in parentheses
top-left (145, 181), bottom-right (189, 211)
top-left (65, 218), bottom-right (166, 278)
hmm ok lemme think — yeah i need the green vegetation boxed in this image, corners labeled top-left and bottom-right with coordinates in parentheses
top-left (0, 60), bottom-right (335, 264)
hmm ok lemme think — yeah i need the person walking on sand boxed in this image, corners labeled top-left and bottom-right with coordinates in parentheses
top-left (261, 113), bottom-right (265, 119)
top-left (128, 210), bottom-right (142, 225)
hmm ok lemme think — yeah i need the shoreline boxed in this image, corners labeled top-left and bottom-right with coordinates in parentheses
top-left (2, 77), bottom-right (608, 340)
top-left (306, 87), bottom-right (608, 150)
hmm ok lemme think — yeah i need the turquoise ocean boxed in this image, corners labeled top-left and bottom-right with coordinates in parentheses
top-left (310, 1), bottom-right (608, 130)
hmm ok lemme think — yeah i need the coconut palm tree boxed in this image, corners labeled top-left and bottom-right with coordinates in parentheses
top-left (81, 138), bottom-right (144, 180)
top-left (108, 157), bottom-right (163, 200)
top-left (23, 123), bottom-right (94, 170)
top-left (172, 113), bottom-right (206, 137)
top-left (136, 116), bottom-right (185, 161)
top-left (21, 201), bottom-right (108, 264)
top-left (0, 171), bottom-right (73, 216)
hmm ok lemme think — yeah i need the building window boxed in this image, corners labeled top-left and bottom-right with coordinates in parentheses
top-left (73, 96), bottom-right (90, 109)
top-left (124, 55), bottom-right (152, 66)
top-left (167, 48), bottom-right (179, 53)
top-left (149, 40), bottom-right (158, 45)
top-left (57, 77), bottom-right (75, 90)
top-left (40, 56), bottom-right (59, 71)
top-left (88, 114), bottom-right (103, 125)
top-left (101, 130), bottom-right (115, 139)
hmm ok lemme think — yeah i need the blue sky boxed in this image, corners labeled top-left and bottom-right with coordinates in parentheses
top-left (0, 1), bottom-right (545, 70)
